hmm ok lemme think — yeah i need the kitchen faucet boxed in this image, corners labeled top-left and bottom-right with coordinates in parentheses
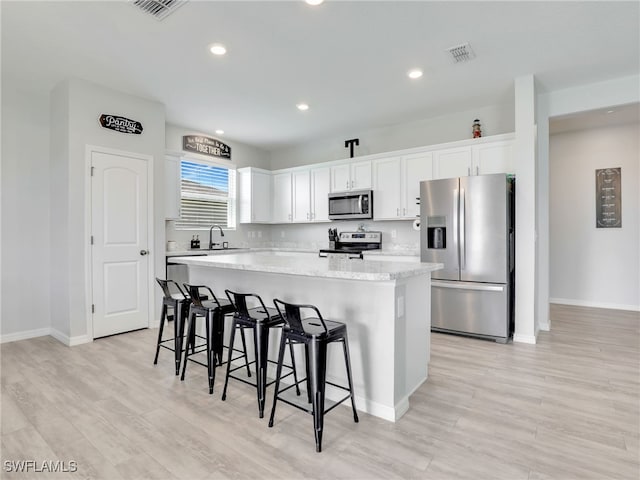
top-left (209, 224), bottom-right (225, 249)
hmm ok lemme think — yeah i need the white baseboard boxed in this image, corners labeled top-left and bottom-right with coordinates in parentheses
top-left (513, 333), bottom-right (537, 344)
top-left (0, 327), bottom-right (92, 346)
top-left (550, 298), bottom-right (640, 312)
top-left (0, 327), bottom-right (51, 344)
top-left (50, 328), bottom-right (92, 346)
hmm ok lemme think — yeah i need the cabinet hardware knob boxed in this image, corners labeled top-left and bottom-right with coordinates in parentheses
top-left (140, 250), bottom-right (149, 256)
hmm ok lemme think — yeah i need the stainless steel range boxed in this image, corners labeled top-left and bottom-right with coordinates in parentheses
top-left (319, 231), bottom-right (382, 259)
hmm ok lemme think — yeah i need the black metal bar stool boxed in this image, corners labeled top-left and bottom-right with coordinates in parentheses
top-left (221, 290), bottom-right (300, 418)
top-left (269, 299), bottom-right (359, 453)
top-left (180, 283), bottom-right (250, 394)
top-left (154, 278), bottom-right (190, 375)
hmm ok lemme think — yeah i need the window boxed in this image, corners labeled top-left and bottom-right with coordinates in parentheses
top-left (175, 159), bottom-right (236, 229)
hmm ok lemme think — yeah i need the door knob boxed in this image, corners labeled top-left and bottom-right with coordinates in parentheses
top-left (140, 250), bottom-right (149, 256)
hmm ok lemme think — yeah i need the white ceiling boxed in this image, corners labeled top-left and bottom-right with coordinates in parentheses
top-left (2, 1), bottom-right (639, 151)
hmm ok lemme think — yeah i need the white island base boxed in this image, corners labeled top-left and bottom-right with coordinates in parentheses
top-left (174, 253), bottom-right (441, 422)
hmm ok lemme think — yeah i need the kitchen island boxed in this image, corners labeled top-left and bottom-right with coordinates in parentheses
top-left (170, 251), bottom-right (442, 422)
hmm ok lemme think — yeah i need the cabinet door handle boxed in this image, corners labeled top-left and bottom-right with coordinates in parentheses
top-left (403, 208), bottom-right (406, 216)
top-left (140, 250), bottom-right (149, 256)
top-left (346, 180), bottom-right (349, 189)
top-left (306, 212), bottom-right (310, 220)
top-left (396, 208), bottom-right (400, 216)
top-left (351, 180), bottom-right (354, 188)
top-left (476, 166), bottom-right (479, 175)
top-left (467, 167), bottom-right (471, 176)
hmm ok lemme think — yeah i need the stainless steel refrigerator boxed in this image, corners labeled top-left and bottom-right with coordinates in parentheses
top-left (420, 173), bottom-right (515, 342)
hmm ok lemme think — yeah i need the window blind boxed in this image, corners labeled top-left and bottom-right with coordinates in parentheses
top-left (175, 160), bottom-right (236, 229)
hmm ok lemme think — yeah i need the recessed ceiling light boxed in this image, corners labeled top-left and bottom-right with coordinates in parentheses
top-left (209, 44), bottom-right (227, 56)
top-left (305, 0), bottom-right (324, 5)
top-left (408, 69), bottom-right (423, 79)
top-left (606, 110), bottom-right (614, 114)
top-left (297, 103), bottom-right (310, 111)
top-left (215, 129), bottom-right (224, 135)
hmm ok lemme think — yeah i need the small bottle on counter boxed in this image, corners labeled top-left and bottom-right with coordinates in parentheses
top-left (190, 235), bottom-right (198, 249)
top-left (195, 235), bottom-right (200, 248)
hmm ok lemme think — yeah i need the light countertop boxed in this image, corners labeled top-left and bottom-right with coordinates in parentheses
top-left (169, 251), bottom-right (442, 282)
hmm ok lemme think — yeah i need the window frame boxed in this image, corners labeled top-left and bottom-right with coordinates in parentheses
top-left (174, 156), bottom-right (237, 231)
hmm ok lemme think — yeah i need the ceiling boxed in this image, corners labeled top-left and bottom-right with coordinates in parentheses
top-left (550, 103), bottom-right (640, 135)
top-left (2, 1), bottom-right (639, 151)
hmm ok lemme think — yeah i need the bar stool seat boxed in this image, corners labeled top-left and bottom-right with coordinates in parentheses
top-left (181, 284), bottom-right (249, 394)
top-left (268, 299), bottom-right (359, 453)
top-left (154, 279), bottom-right (190, 375)
top-left (221, 290), bottom-right (299, 418)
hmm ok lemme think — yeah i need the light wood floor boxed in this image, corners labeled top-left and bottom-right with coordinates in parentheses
top-left (2, 304), bottom-right (638, 479)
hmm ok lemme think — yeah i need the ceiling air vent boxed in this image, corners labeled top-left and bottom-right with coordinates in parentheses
top-left (446, 42), bottom-right (475, 63)
top-left (131, 0), bottom-right (187, 21)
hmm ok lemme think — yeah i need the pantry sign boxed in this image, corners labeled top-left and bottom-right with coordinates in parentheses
top-left (99, 114), bottom-right (143, 134)
top-left (182, 135), bottom-right (231, 160)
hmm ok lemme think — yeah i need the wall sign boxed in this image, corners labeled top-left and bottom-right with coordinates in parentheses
top-left (182, 135), bottom-right (231, 160)
top-left (596, 167), bottom-right (622, 228)
top-left (99, 114), bottom-right (143, 134)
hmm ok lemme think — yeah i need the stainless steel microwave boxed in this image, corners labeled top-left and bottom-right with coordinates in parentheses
top-left (328, 190), bottom-right (373, 220)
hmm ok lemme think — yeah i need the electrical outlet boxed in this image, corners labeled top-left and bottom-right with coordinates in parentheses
top-left (391, 229), bottom-right (397, 239)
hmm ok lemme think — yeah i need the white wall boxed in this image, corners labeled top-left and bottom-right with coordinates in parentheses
top-left (50, 78), bottom-right (166, 343)
top-left (164, 124), bottom-right (272, 250)
top-left (271, 103), bottom-right (514, 169)
top-left (1, 85), bottom-right (52, 340)
top-left (550, 123), bottom-right (639, 310)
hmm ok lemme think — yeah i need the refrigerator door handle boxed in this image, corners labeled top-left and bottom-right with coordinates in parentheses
top-left (432, 281), bottom-right (505, 292)
top-left (453, 188), bottom-right (459, 270)
top-left (459, 188), bottom-right (465, 270)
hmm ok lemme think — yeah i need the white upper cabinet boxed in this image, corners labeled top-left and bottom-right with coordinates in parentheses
top-left (373, 152), bottom-right (433, 220)
top-left (472, 140), bottom-right (514, 175)
top-left (433, 146), bottom-right (473, 179)
top-left (433, 137), bottom-right (514, 179)
top-left (402, 151), bottom-right (433, 218)
top-left (272, 172), bottom-right (293, 223)
top-left (330, 160), bottom-right (372, 192)
top-left (165, 155), bottom-right (181, 220)
top-left (238, 167), bottom-right (272, 223)
top-left (292, 170), bottom-right (311, 222)
top-left (310, 166), bottom-right (331, 222)
top-left (373, 157), bottom-right (402, 220)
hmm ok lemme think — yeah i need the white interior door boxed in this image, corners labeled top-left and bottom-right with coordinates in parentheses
top-left (91, 150), bottom-right (150, 338)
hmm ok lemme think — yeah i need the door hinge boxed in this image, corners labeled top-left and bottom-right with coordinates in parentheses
top-left (90, 236), bottom-right (94, 245)
top-left (91, 304), bottom-right (95, 314)
top-left (91, 166), bottom-right (95, 176)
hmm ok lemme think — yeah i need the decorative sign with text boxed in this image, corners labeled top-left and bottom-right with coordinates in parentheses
top-left (99, 114), bottom-right (143, 134)
top-left (182, 135), bottom-right (231, 160)
top-left (596, 167), bottom-right (621, 228)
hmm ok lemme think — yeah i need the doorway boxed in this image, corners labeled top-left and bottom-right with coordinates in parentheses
top-left (90, 147), bottom-right (154, 338)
